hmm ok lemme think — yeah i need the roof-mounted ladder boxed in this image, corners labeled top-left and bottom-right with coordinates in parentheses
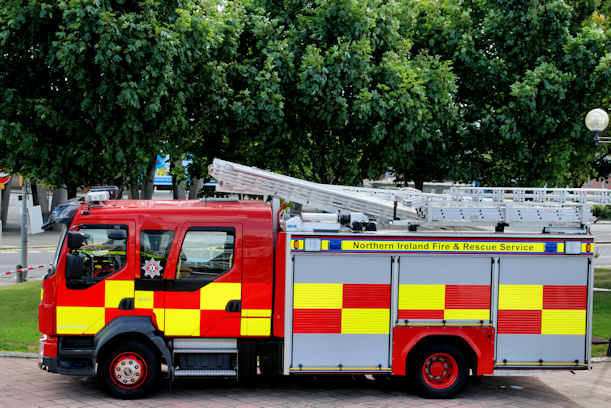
top-left (209, 159), bottom-right (611, 229)
top-left (209, 159), bottom-right (419, 221)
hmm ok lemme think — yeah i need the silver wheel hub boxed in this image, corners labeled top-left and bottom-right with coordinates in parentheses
top-left (114, 358), bottom-right (142, 384)
top-left (426, 357), bottom-right (448, 380)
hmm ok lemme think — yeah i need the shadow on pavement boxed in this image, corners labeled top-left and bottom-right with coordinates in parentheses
top-left (65, 373), bottom-right (580, 406)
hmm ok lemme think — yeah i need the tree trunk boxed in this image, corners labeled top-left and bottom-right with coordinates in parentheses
top-left (31, 182), bottom-right (39, 206)
top-left (171, 159), bottom-right (186, 200)
top-left (128, 187), bottom-right (140, 199)
top-left (66, 184), bottom-right (77, 199)
top-left (414, 179), bottom-right (424, 192)
top-left (51, 187), bottom-right (68, 210)
top-left (188, 178), bottom-right (203, 199)
top-left (0, 177), bottom-right (14, 229)
top-left (36, 185), bottom-right (50, 221)
top-left (142, 160), bottom-right (156, 200)
top-left (50, 187), bottom-right (68, 231)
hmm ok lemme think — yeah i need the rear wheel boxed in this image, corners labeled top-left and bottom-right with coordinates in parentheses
top-left (409, 344), bottom-right (469, 398)
top-left (98, 341), bottom-right (160, 399)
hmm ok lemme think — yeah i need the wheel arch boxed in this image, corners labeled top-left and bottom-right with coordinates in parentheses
top-left (392, 326), bottom-right (495, 376)
top-left (94, 316), bottom-right (172, 368)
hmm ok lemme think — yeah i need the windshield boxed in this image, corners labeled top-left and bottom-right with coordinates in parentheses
top-left (53, 225), bottom-right (68, 268)
top-left (45, 225), bottom-right (68, 280)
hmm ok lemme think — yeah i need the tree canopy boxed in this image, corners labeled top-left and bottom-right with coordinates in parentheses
top-left (0, 0), bottom-right (216, 194)
top-left (0, 0), bottom-right (609, 192)
top-left (403, 0), bottom-right (610, 186)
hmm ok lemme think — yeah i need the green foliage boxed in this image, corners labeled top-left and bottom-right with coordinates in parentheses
top-left (403, 0), bottom-right (610, 187)
top-left (186, 0), bottom-right (459, 185)
top-left (592, 205), bottom-right (611, 219)
top-left (0, 1), bottom-right (609, 190)
top-left (0, 0), bottom-right (211, 191)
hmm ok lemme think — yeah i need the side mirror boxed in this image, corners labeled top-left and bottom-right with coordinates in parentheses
top-left (107, 228), bottom-right (127, 240)
top-left (65, 253), bottom-right (83, 280)
top-left (67, 232), bottom-right (84, 250)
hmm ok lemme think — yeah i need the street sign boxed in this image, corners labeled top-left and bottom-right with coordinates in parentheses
top-left (0, 171), bottom-right (10, 185)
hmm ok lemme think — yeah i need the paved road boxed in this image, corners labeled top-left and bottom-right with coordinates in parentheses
top-left (0, 357), bottom-right (609, 407)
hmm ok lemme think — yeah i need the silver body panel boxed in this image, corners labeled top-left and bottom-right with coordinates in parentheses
top-left (283, 231), bottom-right (593, 374)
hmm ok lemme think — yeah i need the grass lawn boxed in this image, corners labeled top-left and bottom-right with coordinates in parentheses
top-left (0, 281), bottom-right (40, 353)
top-left (0, 271), bottom-right (610, 356)
top-left (592, 268), bottom-right (611, 356)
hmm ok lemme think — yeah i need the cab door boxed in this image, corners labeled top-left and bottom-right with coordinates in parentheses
top-left (56, 221), bottom-right (135, 336)
top-left (163, 224), bottom-right (242, 337)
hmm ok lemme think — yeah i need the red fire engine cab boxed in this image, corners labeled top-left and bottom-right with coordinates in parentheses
top-left (38, 160), bottom-right (600, 399)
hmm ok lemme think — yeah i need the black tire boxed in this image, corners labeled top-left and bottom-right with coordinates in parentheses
top-left (98, 341), bottom-right (160, 399)
top-left (408, 343), bottom-right (469, 398)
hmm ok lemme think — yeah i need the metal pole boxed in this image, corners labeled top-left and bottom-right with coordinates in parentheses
top-left (17, 179), bottom-right (28, 282)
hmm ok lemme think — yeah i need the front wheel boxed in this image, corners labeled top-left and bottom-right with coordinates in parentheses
top-left (409, 344), bottom-right (469, 398)
top-left (98, 341), bottom-right (160, 399)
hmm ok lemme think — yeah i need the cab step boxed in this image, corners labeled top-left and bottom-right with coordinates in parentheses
top-left (174, 369), bottom-right (237, 377)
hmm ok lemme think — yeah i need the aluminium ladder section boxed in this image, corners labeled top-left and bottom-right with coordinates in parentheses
top-left (336, 186), bottom-right (610, 227)
top-left (209, 159), bottom-right (420, 222)
top-left (209, 158), bottom-right (611, 228)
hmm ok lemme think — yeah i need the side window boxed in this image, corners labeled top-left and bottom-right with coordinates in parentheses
top-left (176, 228), bottom-right (235, 280)
top-left (74, 225), bottom-right (127, 279)
top-left (140, 230), bottom-right (174, 279)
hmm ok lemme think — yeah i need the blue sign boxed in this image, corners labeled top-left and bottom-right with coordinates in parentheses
top-left (154, 155), bottom-right (172, 185)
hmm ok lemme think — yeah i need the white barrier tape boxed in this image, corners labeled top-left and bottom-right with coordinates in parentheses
top-left (594, 287), bottom-right (611, 292)
top-left (2, 263), bottom-right (53, 277)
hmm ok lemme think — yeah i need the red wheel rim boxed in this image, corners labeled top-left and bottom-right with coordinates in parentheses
top-left (421, 352), bottom-right (459, 390)
top-left (109, 352), bottom-right (148, 389)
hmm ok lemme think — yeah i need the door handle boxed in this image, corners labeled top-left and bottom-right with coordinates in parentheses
top-left (225, 300), bottom-right (241, 313)
top-left (118, 297), bottom-right (134, 310)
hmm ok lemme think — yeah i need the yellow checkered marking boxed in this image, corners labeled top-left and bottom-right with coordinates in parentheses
top-left (499, 285), bottom-right (542, 310)
top-left (294, 283), bottom-right (342, 309)
top-left (164, 309), bottom-right (200, 336)
top-left (240, 317), bottom-right (271, 336)
top-left (56, 306), bottom-right (105, 335)
top-left (200, 282), bottom-right (241, 310)
top-left (341, 309), bottom-right (390, 334)
top-left (542, 310), bottom-right (586, 335)
top-left (105, 280), bottom-right (134, 308)
top-left (134, 290), bottom-right (154, 309)
top-left (242, 309), bottom-right (271, 317)
top-left (444, 309), bottom-right (490, 320)
top-left (398, 284), bottom-right (445, 310)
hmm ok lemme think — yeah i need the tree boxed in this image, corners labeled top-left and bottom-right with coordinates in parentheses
top-left (186, 0), bottom-right (459, 187)
top-left (0, 0), bottom-right (213, 195)
top-left (402, 0), bottom-right (610, 187)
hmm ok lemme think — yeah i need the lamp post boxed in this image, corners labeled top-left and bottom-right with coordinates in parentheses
top-left (586, 108), bottom-right (609, 146)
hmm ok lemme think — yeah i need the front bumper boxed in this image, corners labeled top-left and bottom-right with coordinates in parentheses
top-left (38, 334), bottom-right (58, 373)
top-left (38, 334), bottom-right (96, 376)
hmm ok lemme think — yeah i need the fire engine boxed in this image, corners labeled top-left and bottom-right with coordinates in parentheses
top-left (38, 159), bottom-right (606, 399)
